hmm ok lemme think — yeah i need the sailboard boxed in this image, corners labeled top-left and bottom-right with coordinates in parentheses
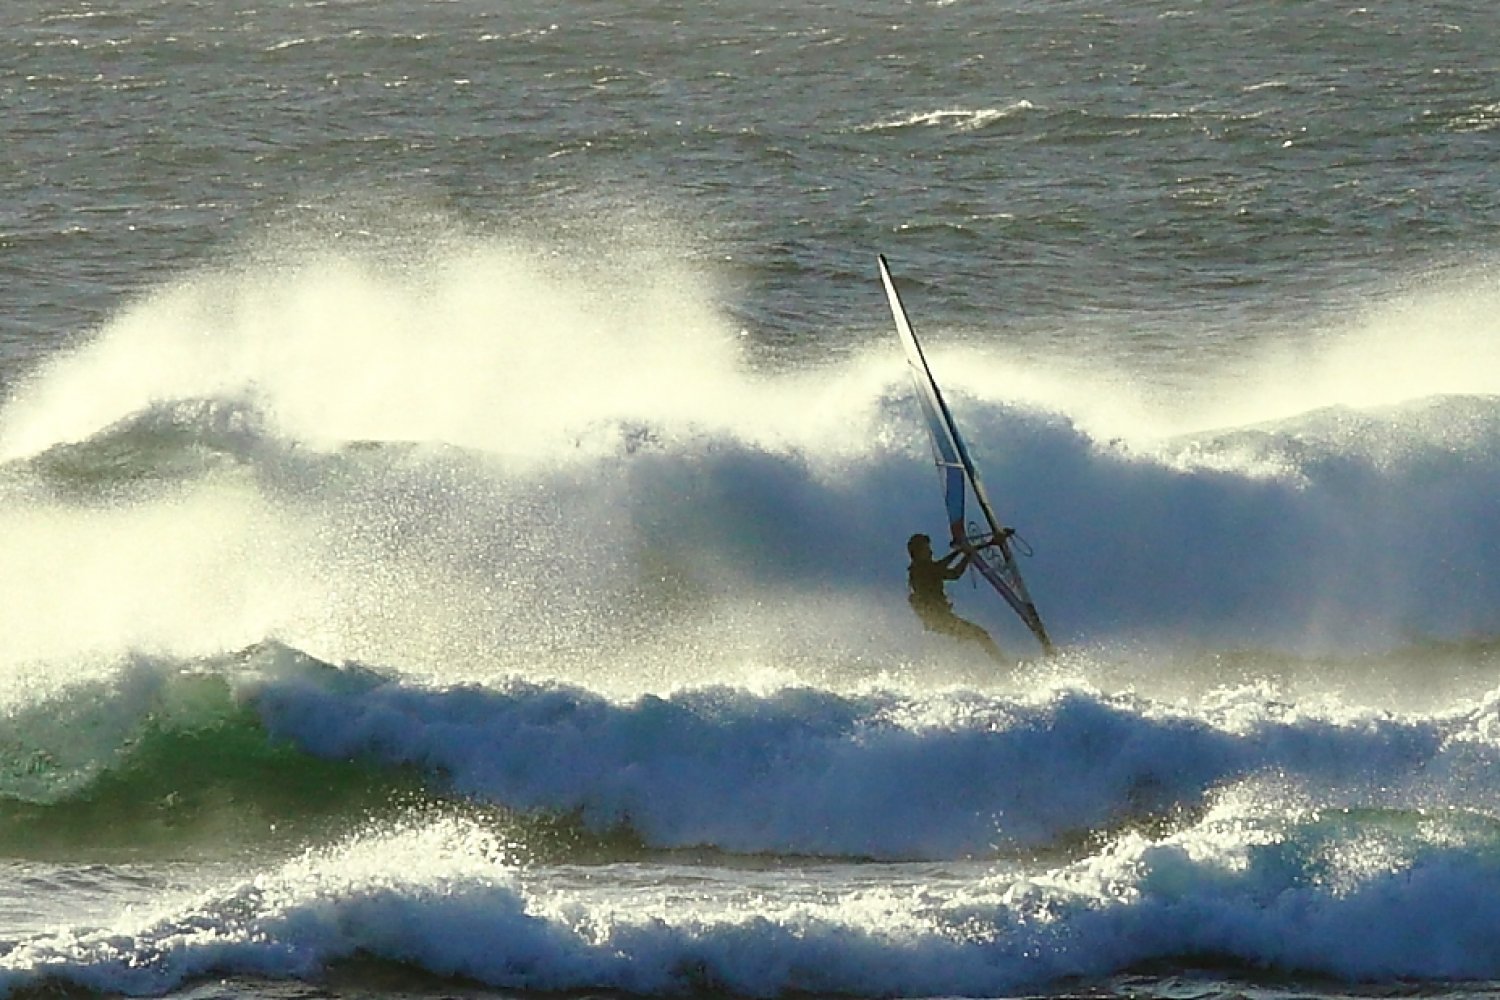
top-left (878, 254), bottom-right (1055, 655)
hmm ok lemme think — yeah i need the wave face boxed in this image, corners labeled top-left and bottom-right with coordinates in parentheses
top-left (8, 642), bottom-right (1500, 997)
top-left (18, 812), bottom-right (1500, 998)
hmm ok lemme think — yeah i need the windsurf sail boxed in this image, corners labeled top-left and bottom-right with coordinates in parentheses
top-left (878, 254), bottom-right (1055, 655)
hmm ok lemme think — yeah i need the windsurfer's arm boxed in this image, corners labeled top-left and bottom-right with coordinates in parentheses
top-left (938, 546), bottom-right (973, 579)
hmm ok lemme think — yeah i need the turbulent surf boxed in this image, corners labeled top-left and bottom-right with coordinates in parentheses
top-left (5, 1), bottom-right (1500, 999)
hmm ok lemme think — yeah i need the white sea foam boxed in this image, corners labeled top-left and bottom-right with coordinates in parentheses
top-left (9, 787), bottom-right (1500, 998)
top-left (233, 643), bottom-right (1500, 860)
top-left (1, 235), bottom-right (1497, 684)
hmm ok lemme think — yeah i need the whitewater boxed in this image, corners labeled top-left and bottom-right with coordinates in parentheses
top-left (4, 236), bottom-right (1499, 668)
top-left (5, 1), bottom-right (1500, 997)
top-left (2, 230), bottom-right (1499, 997)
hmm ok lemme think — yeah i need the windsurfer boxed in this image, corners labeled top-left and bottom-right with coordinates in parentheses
top-left (905, 533), bottom-right (1006, 662)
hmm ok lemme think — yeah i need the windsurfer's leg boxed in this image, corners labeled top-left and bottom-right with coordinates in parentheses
top-left (953, 616), bottom-right (1006, 663)
top-left (971, 624), bottom-right (1007, 663)
top-left (921, 607), bottom-right (1007, 663)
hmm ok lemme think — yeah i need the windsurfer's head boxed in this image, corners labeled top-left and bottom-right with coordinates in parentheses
top-left (907, 533), bottom-right (932, 559)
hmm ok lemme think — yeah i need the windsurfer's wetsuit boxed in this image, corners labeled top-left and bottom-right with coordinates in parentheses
top-left (907, 536), bottom-right (1007, 662)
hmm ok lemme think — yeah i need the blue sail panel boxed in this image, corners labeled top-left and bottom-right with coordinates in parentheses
top-left (940, 464), bottom-right (966, 542)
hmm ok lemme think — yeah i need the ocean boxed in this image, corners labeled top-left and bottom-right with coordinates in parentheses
top-left (3, 1), bottom-right (1500, 997)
